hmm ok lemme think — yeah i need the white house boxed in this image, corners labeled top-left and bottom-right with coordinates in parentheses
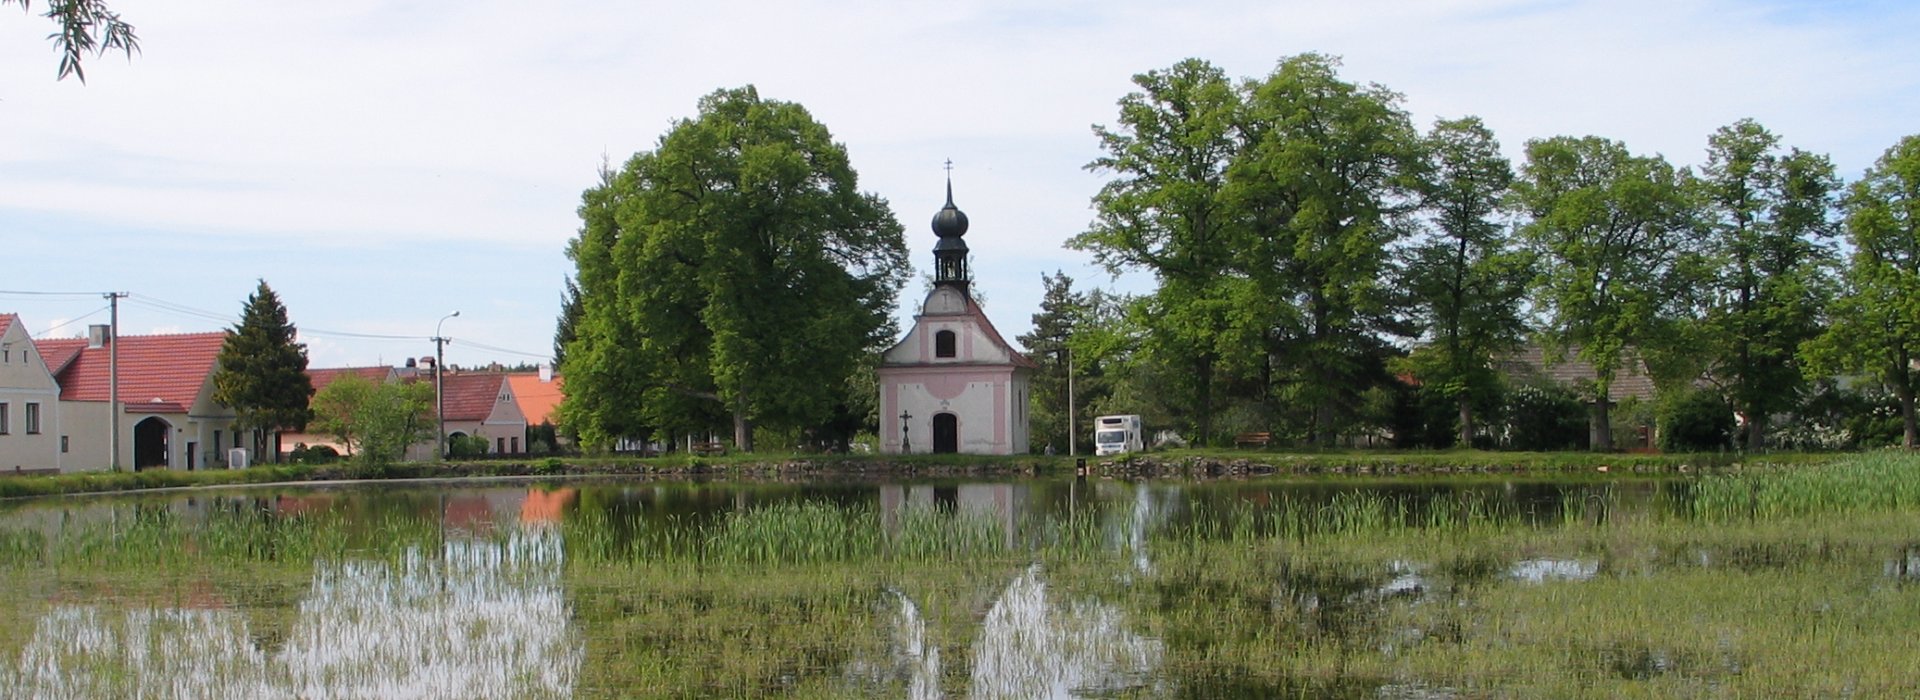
top-left (0, 314), bottom-right (63, 473)
top-left (878, 182), bottom-right (1035, 455)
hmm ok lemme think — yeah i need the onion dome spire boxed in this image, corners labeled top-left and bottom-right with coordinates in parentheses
top-left (931, 160), bottom-right (970, 287)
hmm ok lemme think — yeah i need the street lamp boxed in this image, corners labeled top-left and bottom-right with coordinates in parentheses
top-left (434, 311), bottom-right (460, 460)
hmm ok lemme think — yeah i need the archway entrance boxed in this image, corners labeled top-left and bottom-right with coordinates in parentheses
top-left (932, 413), bottom-right (959, 454)
top-left (134, 416), bottom-right (171, 471)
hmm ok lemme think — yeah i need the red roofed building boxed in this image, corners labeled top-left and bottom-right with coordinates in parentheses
top-left (18, 322), bottom-right (242, 472)
top-left (438, 371), bottom-right (528, 457)
top-left (293, 365), bottom-right (528, 460)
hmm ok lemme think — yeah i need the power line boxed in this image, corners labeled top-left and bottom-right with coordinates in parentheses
top-left (32, 305), bottom-right (111, 337)
top-left (454, 338), bottom-right (551, 360)
top-left (0, 289), bottom-right (107, 298)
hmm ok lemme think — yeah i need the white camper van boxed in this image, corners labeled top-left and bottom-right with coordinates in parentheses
top-left (1093, 415), bottom-right (1144, 456)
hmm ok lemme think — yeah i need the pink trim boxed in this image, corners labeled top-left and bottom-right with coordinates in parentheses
top-left (993, 381), bottom-right (1007, 446)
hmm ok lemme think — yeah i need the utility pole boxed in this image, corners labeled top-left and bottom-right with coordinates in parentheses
top-left (106, 292), bottom-right (125, 471)
top-left (1066, 346), bottom-right (1076, 457)
top-left (434, 311), bottom-right (460, 460)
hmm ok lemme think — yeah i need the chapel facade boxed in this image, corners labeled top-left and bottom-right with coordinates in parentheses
top-left (877, 181), bottom-right (1034, 455)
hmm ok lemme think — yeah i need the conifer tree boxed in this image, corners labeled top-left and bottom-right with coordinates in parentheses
top-left (213, 280), bottom-right (315, 463)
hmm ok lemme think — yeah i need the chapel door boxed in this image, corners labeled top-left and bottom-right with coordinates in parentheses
top-left (932, 413), bottom-right (959, 454)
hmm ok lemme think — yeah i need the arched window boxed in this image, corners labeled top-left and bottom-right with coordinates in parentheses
top-left (935, 330), bottom-right (956, 358)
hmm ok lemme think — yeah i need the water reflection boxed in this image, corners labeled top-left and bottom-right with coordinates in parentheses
top-left (877, 564), bottom-right (1162, 699)
top-left (1509, 558), bottom-right (1600, 584)
top-left (2, 529), bottom-right (581, 699)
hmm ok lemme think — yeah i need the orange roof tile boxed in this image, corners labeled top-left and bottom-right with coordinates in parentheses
top-left (0, 313), bottom-right (16, 338)
top-left (34, 332), bottom-right (229, 412)
top-left (506, 372), bottom-right (564, 426)
top-left (438, 372), bottom-right (508, 422)
top-left (308, 366), bottom-right (394, 393)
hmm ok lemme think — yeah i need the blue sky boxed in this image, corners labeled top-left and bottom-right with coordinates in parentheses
top-left (4, 0), bottom-right (1917, 369)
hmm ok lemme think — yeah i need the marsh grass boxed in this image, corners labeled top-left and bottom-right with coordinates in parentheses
top-left (4, 451), bottom-right (1920, 696)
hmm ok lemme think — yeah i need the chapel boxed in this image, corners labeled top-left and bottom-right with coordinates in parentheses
top-left (877, 179), bottom-right (1034, 454)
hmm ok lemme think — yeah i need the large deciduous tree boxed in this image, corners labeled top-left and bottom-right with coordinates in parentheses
top-left (561, 86), bottom-right (908, 452)
top-left (1692, 120), bottom-right (1840, 450)
top-left (1807, 135), bottom-right (1920, 448)
top-left (212, 280), bottom-right (314, 464)
top-left (1399, 117), bottom-right (1530, 447)
top-left (1514, 136), bottom-right (1691, 450)
top-left (4, 0), bottom-right (137, 81)
top-left (1070, 58), bottom-right (1252, 446)
top-left (1230, 53), bottom-right (1424, 446)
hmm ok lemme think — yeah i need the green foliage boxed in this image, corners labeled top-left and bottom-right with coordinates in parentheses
top-left (212, 280), bottom-right (314, 464)
top-left (1687, 119), bottom-right (1840, 450)
top-left (1501, 383), bottom-right (1589, 451)
top-left (446, 434), bottom-right (490, 459)
top-left (287, 443), bottom-right (338, 465)
top-left (308, 374), bottom-right (434, 466)
top-left (562, 86), bottom-right (908, 452)
top-left (1399, 116), bottom-right (1531, 447)
top-left (552, 277), bottom-right (581, 371)
top-left (1805, 134), bottom-right (1920, 448)
top-left (3, 0), bottom-right (138, 82)
top-left (1657, 388), bottom-right (1736, 452)
top-left (1514, 136), bottom-right (1692, 450)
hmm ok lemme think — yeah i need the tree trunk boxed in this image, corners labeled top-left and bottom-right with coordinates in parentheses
top-left (732, 400), bottom-right (754, 453)
top-left (1745, 406), bottom-right (1766, 452)
top-left (1591, 399), bottom-right (1613, 452)
top-left (1457, 398), bottom-right (1473, 448)
top-left (1195, 356), bottom-right (1214, 448)
top-left (1899, 382), bottom-right (1917, 450)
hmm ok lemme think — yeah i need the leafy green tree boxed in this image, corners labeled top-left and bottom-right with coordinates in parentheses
top-left (1514, 136), bottom-right (1691, 450)
top-left (1690, 119), bottom-right (1840, 450)
top-left (309, 374), bottom-right (436, 466)
top-left (4, 0), bottom-right (137, 81)
top-left (212, 280), bottom-right (314, 464)
top-left (1399, 116), bottom-right (1531, 447)
top-left (1230, 53), bottom-right (1424, 446)
top-left (1806, 135), bottom-right (1920, 448)
top-left (561, 86), bottom-right (908, 452)
top-left (552, 276), bottom-right (582, 371)
top-left (1070, 58), bottom-right (1252, 445)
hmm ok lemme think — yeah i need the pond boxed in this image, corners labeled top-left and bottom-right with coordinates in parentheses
top-left (0, 468), bottom-right (1916, 698)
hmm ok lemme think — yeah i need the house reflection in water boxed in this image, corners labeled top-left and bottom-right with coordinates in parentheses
top-left (879, 483), bottom-right (1030, 549)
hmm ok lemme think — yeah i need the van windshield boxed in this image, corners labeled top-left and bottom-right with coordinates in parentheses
top-left (1095, 430), bottom-right (1125, 445)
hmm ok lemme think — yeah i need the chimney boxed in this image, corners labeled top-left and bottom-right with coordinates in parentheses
top-left (419, 356), bottom-right (435, 370)
top-left (87, 324), bottom-right (111, 349)
top-left (538, 363), bottom-right (553, 383)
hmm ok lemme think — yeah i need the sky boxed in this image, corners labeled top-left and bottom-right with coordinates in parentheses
top-left (3, 0), bottom-right (1918, 370)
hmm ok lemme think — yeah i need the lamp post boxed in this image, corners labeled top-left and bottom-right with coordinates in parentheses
top-left (899, 410), bottom-right (912, 453)
top-left (434, 311), bottom-right (460, 460)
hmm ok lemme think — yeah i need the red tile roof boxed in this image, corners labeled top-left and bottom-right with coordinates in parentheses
top-left (308, 366), bottom-right (394, 393)
top-left (505, 373), bottom-right (563, 425)
top-left (0, 313), bottom-right (16, 338)
top-left (33, 332), bottom-right (229, 412)
top-left (438, 372), bottom-right (509, 422)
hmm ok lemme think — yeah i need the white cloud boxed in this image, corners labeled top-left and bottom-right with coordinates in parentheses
top-left (3, 0), bottom-right (1917, 365)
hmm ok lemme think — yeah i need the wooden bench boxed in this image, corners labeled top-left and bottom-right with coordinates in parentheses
top-left (1233, 432), bottom-right (1273, 449)
top-left (690, 441), bottom-right (727, 456)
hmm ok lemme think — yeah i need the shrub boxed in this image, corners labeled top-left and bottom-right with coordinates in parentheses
top-left (288, 444), bottom-right (339, 465)
top-left (447, 435), bottom-right (491, 459)
top-left (1502, 382), bottom-right (1589, 451)
top-left (1658, 388), bottom-right (1736, 452)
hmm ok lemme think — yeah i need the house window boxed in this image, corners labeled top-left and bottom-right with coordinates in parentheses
top-left (61, 436), bottom-right (69, 453)
top-left (25, 403), bottom-right (39, 434)
top-left (510, 436), bottom-right (520, 453)
top-left (0, 402), bottom-right (8, 435)
top-left (935, 330), bottom-right (956, 358)
top-left (496, 437), bottom-right (506, 454)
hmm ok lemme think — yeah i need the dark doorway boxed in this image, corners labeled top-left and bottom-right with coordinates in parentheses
top-left (932, 413), bottom-right (959, 454)
top-left (134, 416), bottom-right (171, 471)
